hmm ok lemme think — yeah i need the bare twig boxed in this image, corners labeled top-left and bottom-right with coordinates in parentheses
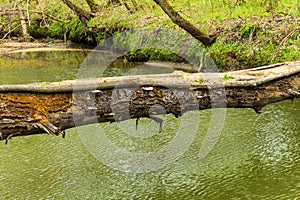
top-left (26, 0), bottom-right (30, 26)
top-left (2, 24), bottom-right (22, 39)
top-left (279, 26), bottom-right (300, 46)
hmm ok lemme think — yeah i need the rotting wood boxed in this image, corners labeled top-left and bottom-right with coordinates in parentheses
top-left (0, 61), bottom-right (299, 142)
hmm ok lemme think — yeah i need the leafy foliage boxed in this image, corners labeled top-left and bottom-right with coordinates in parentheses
top-left (0, 0), bottom-right (299, 70)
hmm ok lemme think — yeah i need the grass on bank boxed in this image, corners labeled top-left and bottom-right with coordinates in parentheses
top-left (94, 0), bottom-right (300, 70)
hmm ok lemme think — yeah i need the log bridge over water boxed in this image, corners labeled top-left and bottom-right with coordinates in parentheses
top-left (0, 61), bottom-right (299, 142)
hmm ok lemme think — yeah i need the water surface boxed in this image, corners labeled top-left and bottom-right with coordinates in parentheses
top-left (0, 100), bottom-right (299, 199)
top-left (0, 51), bottom-right (299, 199)
top-left (0, 51), bottom-right (173, 85)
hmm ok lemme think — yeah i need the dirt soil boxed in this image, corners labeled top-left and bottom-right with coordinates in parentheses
top-left (0, 38), bottom-right (91, 54)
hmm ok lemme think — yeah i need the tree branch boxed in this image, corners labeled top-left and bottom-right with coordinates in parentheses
top-left (85, 0), bottom-right (101, 13)
top-left (153, 0), bottom-right (217, 46)
top-left (61, 0), bottom-right (95, 26)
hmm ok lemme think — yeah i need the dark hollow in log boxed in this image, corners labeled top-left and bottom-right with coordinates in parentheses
top-left (0, 61), bottom-right (299, 141)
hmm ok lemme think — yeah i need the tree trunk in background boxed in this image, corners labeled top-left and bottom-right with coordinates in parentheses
top-left (61, 0), bottom-right (94, 26)
top-left (86, 0), bottom-right (101, 13)
top-left (153, 0), bottom-right (217, 46)
top-left (16, 0), bottom-right (28, 37)
top-left (107, 0), bottom-right (121, 6)
top-left (121, 0), bottom-right (133, 13)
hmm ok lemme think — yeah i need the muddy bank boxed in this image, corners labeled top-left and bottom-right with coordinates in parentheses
top-left (0, 39), bottom-right (92, 54)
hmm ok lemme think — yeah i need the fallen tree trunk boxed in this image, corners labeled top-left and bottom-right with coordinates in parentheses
top-left (0, 61), bottom-right (299, 142)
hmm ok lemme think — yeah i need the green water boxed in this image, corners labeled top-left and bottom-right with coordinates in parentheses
top-left (0, 51), bottom-right (85, 84)
top-left (0, 51), bottom-right (299, 199)
top-left (0, 51), bottom-right (173, 84)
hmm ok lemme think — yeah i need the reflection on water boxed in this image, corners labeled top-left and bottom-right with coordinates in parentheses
top-left (0, 51), bottom-right (174, 85)
top-left (0, 99), bottom-right (299, 199)
top-left (0, 51), bottom-right (86, 84)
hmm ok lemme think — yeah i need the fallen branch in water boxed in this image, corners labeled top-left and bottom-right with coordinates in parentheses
top-left (0, 61), bottom-right (299, 142)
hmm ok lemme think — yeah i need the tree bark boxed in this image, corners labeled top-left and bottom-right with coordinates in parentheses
top-left (121, 0), bottom-right (133, 13)
top-left (0, 62), bottom-right (299, 142)
top-left (106, 0), bottom-right (121, 6)
top-left (153, 0), bottom-right (217, 46)
top-left (16, 0), bottom-right (28, 37)
top-left (85, 0), bottom-right (101, 13)
top-left (61, 0), bottom-right (94, 26)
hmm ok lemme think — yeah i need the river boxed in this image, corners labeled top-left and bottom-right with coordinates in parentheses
top-left (0, 51), bottom-right (299, 199)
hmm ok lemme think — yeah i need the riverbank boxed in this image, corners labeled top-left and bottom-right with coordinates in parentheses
top-left (207, 14), bottom-right (300, 71)
top-left (1, 14), bottom-right (299, 72)
top-left (0, 0), bottom-right (299, 71)
top-left (0, 38), bottom-right (93, 54)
